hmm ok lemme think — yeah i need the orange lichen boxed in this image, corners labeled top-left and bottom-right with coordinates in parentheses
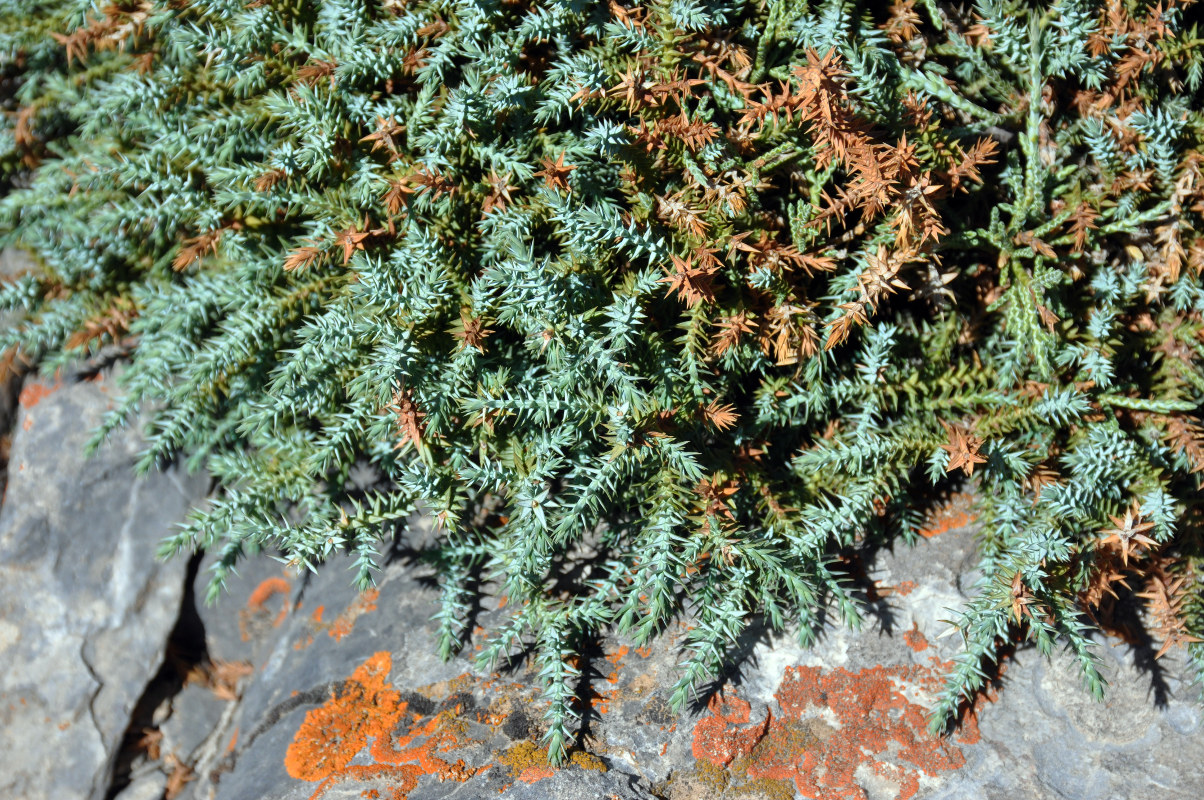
top-left (918, 492), bottom-right (977, 538)
top-left (285, 652), bottom-right (405, 782)
top-left (293, 591), bottom-right (379, 649)
top-left (592, 684), bottom-right (620, 715)
top-left (693, 663), bottom-right (978, 800)
top-left (516, 767), bottom-right (554, 783)
top-left (876, 579), bottom-right (919, 597)
top-left (604, 645), bottom-right (628, 684)
top-left (247, 577), bottom-right (291, 608)
top-left (691, 694), bottom-right (771, 767)
top-left (329, 588), bottom-right (380, 641)
top-left (295, 605), bottom-right (329, 649)
top-left (247, 577), bottom-right (291, 628)
top-left (18, 377), bottom-right (61, 409)
top-left (285, 651), bottom-right (478, 800)
top-left (735, 719), bottom-right (825, 799)
top-left (241, 576), bottom-right (292, 639)
top-left (903, 623), bottom-right (930, 652)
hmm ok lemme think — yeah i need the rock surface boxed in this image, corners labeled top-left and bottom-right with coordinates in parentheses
top-left (0, 371), bottom-right (208, 800)
top-left (168, 511), bottom-right (1204, 800)
top-left (1, 371), bottom-right (1202, 800)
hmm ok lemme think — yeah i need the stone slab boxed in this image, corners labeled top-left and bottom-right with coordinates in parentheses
top-left (182, 513), bottom-right (1204, 800)
top-left (0, 372), bottom-right (208, 800)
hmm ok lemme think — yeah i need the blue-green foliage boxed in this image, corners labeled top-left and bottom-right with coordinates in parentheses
top-left (1, 0), bottom-right (1204, 764)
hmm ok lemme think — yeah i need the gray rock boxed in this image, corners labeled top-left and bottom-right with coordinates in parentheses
top-left (161, 684), bottom-right (230, 763)
top-left (112, 770), bottom-right (169, 800)
top-left (193, 545), bottom-right (301, 670)
top-left (187, 513), bottom-right (1204, 800)
top-left (0, 244), bottom-right (35, 278)
top-left (496, 767), bottom-right (662, 799)
top-left (0, 371), bottom-right (209, 800)
top-left (4, 378), bottom-right (1192, 800)
top-left (160, 548), bottom-right (308, 800)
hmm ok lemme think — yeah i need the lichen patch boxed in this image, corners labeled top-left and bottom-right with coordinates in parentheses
top-left (285, 652), bottom-right (479, 800)
top-left (690, 661), bottom-right (982, 800)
